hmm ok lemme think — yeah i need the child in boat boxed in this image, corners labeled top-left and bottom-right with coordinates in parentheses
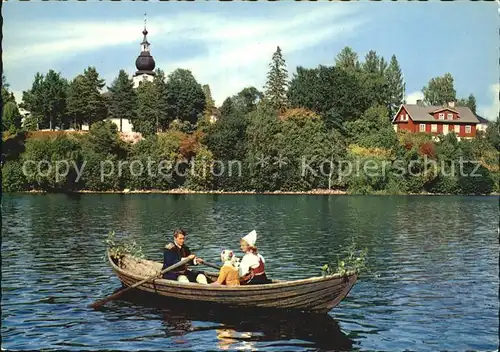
top-left (212, 249), bottom-right (240, 287)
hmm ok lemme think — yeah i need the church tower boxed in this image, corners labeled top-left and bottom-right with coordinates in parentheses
top-left (133, 15), bottom-right (156, 88)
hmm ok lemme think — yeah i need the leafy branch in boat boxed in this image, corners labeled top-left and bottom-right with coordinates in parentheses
top-left (321, 241), bottom-right (368, 277)
top-left (104, 231), bottom-right (144, 263)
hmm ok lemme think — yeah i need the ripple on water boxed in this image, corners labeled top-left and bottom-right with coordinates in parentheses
top-left (1, 194), bottom-right (498, 351)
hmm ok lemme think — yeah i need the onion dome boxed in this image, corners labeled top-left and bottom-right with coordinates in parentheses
top-left (134, 16), bottom-right (155, 73)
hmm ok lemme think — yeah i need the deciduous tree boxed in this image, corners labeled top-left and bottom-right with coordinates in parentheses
top-left (165, 69), bottom-right (206, 125)
top-left (22, 70), bottom-right (68, 130)
top-left (422, 73), bottom-right (456, 106)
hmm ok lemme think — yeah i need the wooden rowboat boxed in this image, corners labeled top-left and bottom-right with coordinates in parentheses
top-left (108, 252), bottom-right (358, 313)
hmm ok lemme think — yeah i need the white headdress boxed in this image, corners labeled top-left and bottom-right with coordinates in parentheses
top-left (241, 230), bottom-right (257, 247)
top-left (220, 249), bottom-right (234, 263)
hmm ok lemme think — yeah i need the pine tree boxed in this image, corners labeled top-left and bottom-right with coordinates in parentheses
top-left (385, 55), bottom-right (405, 117)
top-left (264, 46), bottom-right (289, 112)
top-left (457, 94), bottom-right (477, 114)
top-left (202, 84), bottom-right (215, 111)
top-left (219, 97), bottom-right (234, 118)
top-left (153, 69), bottom-right (170, 131)
top-left (107, 70), bottom-right (137, 132)
top-left (363, 50), bottom-right (380, 74)
top-left (67, 67), bottom-right (107, 129)
top-left (335, 47), bottom-right (360, 72)
top-left (82, 67), bottom-right (107, 126)
top-left (2, 75), bottom-right (15, 106)
top-left (134, 81), bottom-right (157, 137)
top-left (67, 76), bottom-right (87, 130)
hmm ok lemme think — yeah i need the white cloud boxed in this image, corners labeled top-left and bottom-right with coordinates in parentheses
top-left (405, 90), bottom-right (424, 104)
top-left (3, 7), bottom-right (365, 105)
top-left (157, 8), bottom-right (365, 104)
top-left (478, 83), bottom-right (499, 121)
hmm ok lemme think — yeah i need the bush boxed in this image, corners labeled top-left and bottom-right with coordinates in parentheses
top-left (458, 164), bottom-right (494, 195)
top-left (1, 161), bottom-right (27, 192)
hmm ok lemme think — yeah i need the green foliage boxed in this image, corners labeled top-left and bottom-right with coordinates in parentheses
top-left (334, 46), bottom-right (360, 72)
top-left (21, 70), bottom-right (68, 130)
top-left (165, 69), bottom-right (206, 124)
top-left (1, 160), bottom-right (27, 192)
top-left (288, 64), bottom-right (370, 128)
top-left (232, 87), bottom-right (263, 115)
top-left (219, 98), bottom-right (234, 118)
top-left (202, 84), bottom-right (215, 112)
top-left (85, 120), bottom-right (127, 157)
top-left (457, 94), bottom-right (477, 114)
top-left (184, 146), bottom-right (214, 191)
top-left (66, 67), bottom-right (107, 129)
top-left (3, 49), bottom-right (500, 196)
top-left (344, 105), bottom-right (397, 149)
top-left (422, 73), bottom-right (456, 106)
top-left (264, 46), bottom-right (289, 112)
top-left (107, 69), bottom-right (137, 132)
top-left (21, 134), bottom-right (82, 191)
top-left (321, 241), bottom-right (368, 276)
top-left (153, 69), bottom-right (171, 131)
top-left (385, 55), bottom-right (405, 116)
top-left (134, 81), bottom-right (158, 137)
top-left (3, 101), bottom-right (22, 134)
top-left (485, 120), bottom-right (499, 151)
top-left (2, 75), bottom-right (14, 106)
top-left (105, 231), bottom-right (144, 263)
top-left (458, 164), bottom-right (494, 195)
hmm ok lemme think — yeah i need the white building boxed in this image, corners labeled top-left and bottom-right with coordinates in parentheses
top-left (476, 115), bottom-right (490, 132)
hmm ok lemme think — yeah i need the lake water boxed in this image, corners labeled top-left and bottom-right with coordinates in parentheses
top-left (1, 194), bottom-right (498, 351)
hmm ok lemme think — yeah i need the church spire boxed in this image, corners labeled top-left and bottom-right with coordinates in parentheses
top-left (141, 13), bottom-right (150, 53)
top-left (134, 13), bottom-right (156, 75)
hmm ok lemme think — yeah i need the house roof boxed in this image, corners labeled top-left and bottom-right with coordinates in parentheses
top-left (402, 104), bottom-right (479, 124)
top-left (476, 115), bottom-right (490, 124)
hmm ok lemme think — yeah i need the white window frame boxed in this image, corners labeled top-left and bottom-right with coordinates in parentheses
top-left (419, 124), bottom-right (426, 132)
top-left (447, 113), bottom-right (453, 120)
top-left (431, 124), bottom-right (437, 132)
top-left (438, 113), bottom-right (445, 120)
top-left (454, 125), bottom-right (460, 133)
top-left (465, 125), bottom-right (471, 134)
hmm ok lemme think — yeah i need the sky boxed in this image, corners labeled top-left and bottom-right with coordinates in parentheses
top-left (3, 1), bottom-right (499, 120)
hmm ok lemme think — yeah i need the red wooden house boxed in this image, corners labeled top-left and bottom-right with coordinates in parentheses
top-left (392, 101), bottom-right (479, 139)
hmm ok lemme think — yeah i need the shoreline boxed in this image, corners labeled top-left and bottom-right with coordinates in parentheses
top-left (13, 189), bottom-right (500, 196)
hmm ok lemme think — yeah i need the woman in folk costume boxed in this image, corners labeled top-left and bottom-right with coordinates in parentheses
top-left (212, 249), bottom-right (240, 287)
top-left (238, 230), bottom-right (270, 285)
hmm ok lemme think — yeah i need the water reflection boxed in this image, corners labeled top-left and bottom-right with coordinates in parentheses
top-left (122, 291), bottom-right (354, 351)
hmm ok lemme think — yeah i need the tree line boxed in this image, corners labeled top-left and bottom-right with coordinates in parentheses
top-left (2, 46), bottom-right (499, 194)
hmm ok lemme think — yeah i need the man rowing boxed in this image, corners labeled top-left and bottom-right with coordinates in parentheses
top-left (162, 228), bottom-right (208, 284)
top-left (238, 230), bottom-right (270, 285)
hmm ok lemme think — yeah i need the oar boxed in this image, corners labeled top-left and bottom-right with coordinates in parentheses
top-left (88, 257), bottom-right (191, 309)
top-left (201, 261), bottom-right (221, 270)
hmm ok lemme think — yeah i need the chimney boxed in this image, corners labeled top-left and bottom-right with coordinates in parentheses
top-left (416, 99), bottom-right (424, 106)
top-left (448, 101), bottom-right (455, 108)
